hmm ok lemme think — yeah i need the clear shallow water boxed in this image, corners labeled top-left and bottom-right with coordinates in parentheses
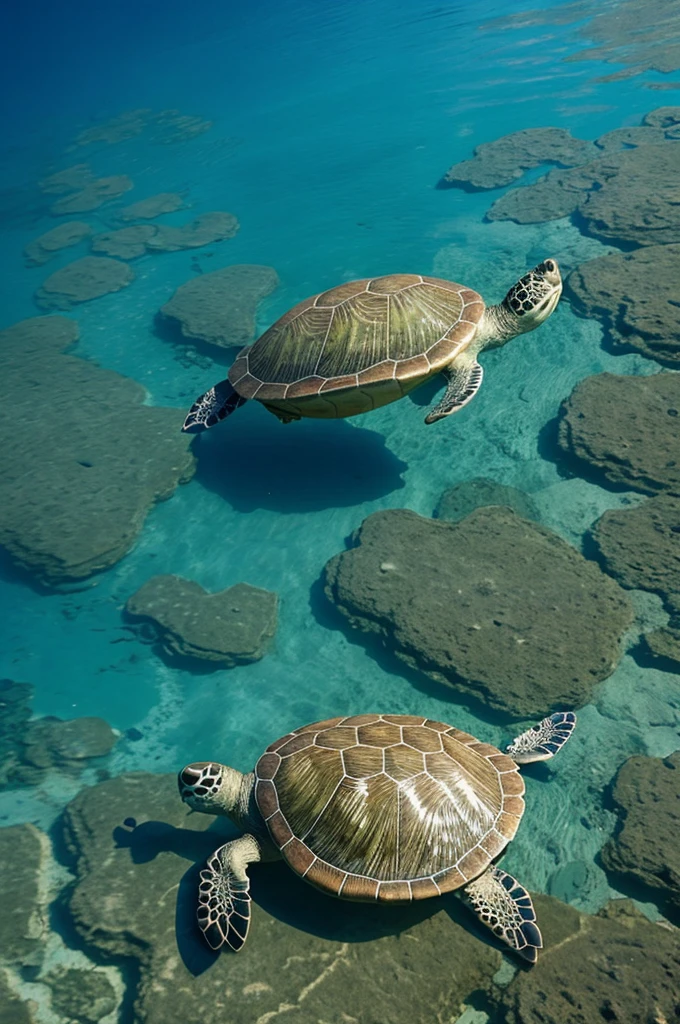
top-left (1, 0), bottom-right (679, 1019)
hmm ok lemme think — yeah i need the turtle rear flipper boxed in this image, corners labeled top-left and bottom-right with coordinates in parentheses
top-left (464, 866), bottom-right (542, 964)
top-left (505, 711), bottom-right (576, 764)
top-left (182, 379), bottom-right (247, 433)
top-left (197, 837), bottom-right (254, 951)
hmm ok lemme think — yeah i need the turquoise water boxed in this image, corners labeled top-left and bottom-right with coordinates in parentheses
top-left (1, 0), bottom-right (679, 1019)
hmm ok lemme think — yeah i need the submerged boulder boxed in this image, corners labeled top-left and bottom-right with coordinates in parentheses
top-left (437, 127), bottom-right (596, 190)
top-left (24, 221), bottom-right (91, 266)
top-left (125, 576), bottom-right (278, 667)
top-left (61, 772), bottom-right (501, 1024)
top-left (591, 494), bottom-right (680, 666)
top-left (601, 753), bottom-right (680, 920)
top-left (160, 264), bottom-right (280, 350)
top-left (558, 372), bottom-right (680, 496)
top-left (0, 316), bottom-right (195, 584)
top-left (35, 255), bottom-right (134, 309)
top-left (567, 243), bottom-right (680, 367)
top-left (434, 477), bottom-right (539, 523)
top-left (119, 192), bottom-right (185, 220)
top-left (324, 508), bottom-right (632, 718)
top-left (0, 824), bottom-right (45, 967)
top-left (496, 896), bottom-right (680, 1024)
top-left (50, 175), bottom-right (133, 215)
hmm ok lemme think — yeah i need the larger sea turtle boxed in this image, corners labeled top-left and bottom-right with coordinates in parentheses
top-left (182, 260), bottom-right (562, 431)
top-left (179, 709), bottom-right (576, 962)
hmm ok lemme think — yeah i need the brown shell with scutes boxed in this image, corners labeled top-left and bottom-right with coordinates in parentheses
top-left (228, 275), bottom-right (485, 419)
top-left (254, 714), bottom-right (525, 901)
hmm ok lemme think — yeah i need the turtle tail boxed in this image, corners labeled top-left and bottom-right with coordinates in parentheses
top-left (182, 378), bottom-right (247, 433)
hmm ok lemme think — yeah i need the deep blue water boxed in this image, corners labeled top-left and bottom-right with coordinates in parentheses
top-left (0, 0), bottom-right (678, 1018)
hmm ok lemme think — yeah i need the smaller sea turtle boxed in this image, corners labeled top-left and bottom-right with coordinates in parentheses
top-left (182, 260), bottom-right (562, 432)
top-left (179, 710), bottom-right (576, 962)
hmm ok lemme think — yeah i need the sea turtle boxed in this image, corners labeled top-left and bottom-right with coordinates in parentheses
top-left (181, 259), bottom-right (562, 432)
top-left (179, 709), bottom-right (576, 962)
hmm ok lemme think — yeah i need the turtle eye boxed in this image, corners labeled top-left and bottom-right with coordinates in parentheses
top-left (544, 259), bottom-right (555, 273)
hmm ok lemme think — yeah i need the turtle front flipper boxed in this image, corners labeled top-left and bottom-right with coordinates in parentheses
top-left (182, 379), bottom-right (247, 433)
top-left (505, 711), bottom-right (576, 764)
top-left (424, 358), bottom-right (483, 424)
top-left (198, 835), bottom-right (259, 951)
top-left (463, 866), bottom-right (542, 963)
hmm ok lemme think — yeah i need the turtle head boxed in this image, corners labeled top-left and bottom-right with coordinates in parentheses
top-left (502, 258), bottom-right (562, 334)
top-left (178, 761), bottom-right (240, 816)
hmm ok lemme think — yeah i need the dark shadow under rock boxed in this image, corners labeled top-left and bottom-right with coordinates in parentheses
top-left (192, 407), bottom-right (407, 513)
top-left (434, 478), bottom-right (540, 523)
top-left (600, 753), bottom-right (680, 922)
top-left (492, 895), bottom-right (680, 1024)
top-left (557, 372), bottom-right (680, 496)
top-left (437, 128), bottom-right (596, 191)
top-left (159, 264), bottom-right (278, 352)
top-left (61, 772), bottom-right (501, 1024)
top-left (567, 243), bottom-right (680, 367)
top-left (125, 576), bottom-right (278, 668)
top-left (0, 317), bottom-right (195, 586)
top-left (323, 507), bottom-right (633, 719)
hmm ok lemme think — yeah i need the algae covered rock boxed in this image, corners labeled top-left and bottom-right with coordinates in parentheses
top-left (496, 895), bottom-right (680, 1024)
top-left (434, 478), bottom-right (539, 523)
top-left (21, 716), bottom-right (118, 770)
top-left (0, 316), bottom-right (195, 584)
top-left (146, 211), bottom-right (238, 252)
top-left (90, 225), bottom-right (157, 259)
top-left (438, 127), bottom-right (596, 190)
top-left (0, 824), bottom-right (45, 967)
top-left (0, 679), bottom-right (33, 787)
top-left (591, 493), bottom-right (680, 664)
top-left (24, 221), bottom-right (91, 266)
top-left (61, 772), bottom-right (501, 1024)
top-left (46, 967), bottom-right (117, 1023)
top-left (50, 175), bottom-right (133, 215)
top-left (0, 972), bottom-right (33, 1024)
top-left (126, 576), bottom-right (278, 666)
top-left (567, 243), bottom-right (680, 367)
top-left (160, 263), bottom-right (280, 350)
top-left (35, 255), bottom-right (134, 309)
top-left (119, 192), bottom-right (185, 221)
top-left (601, 752), bottom-right (680, 919)
top-left (558, 372), bottom-right (680, 496)
top-left (324, 508), bottom-right (632, 718)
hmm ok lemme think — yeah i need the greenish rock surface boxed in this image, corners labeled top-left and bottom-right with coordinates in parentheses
top-left (601, 753), bottom-right (680, 920)
top-left (487, 134), bottom-right (680, 248)
top-left (90, 224), bottom-right (157, 259)
top-left (146, 212), bottom-right (238, 252)
top-left (46, 967), bottom-right (117, 1023)
top-left (126, 576), bottom-right (278, 666)
top-left (160, 263), bottom-right (279, 350)
top-left (50, 175), bottom-right (133, 216)
top-left (62, 772), bottom-right (501, 1024)
top-left (437, 127), bottom-right (596, 191)
top-left (495, 896), bottom-right (680, 1024)
top-left (119, 192), bottom-right (185, 221)
top-left (591, 494), bottom-right (680, 664)
top-left (35, 256), bottom-right (134, 310)
top-left (0, 679), bottom-right (33, 787)
top-left (324, 508), bottom-right (633, 718)
top-left (0, 971), bottom-right (33, 1024)
top-left (22, 716), bottom-right (118, 770)
top-left (0, 316), bottom-right (195, 585)
top-left (434, 478), bottom-right (539, 523)
top-left (567, 243), bottom-right (680, 367)
top-left (0, 824), bottom-right (44, 967)
top-left (24, 221), bottom-right (91, 266)
top-left (558, 372), bottom-right (680, 496)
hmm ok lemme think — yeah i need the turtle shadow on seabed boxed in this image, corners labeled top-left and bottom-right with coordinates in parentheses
top-left (190, 403), bottom-right (408, 513)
